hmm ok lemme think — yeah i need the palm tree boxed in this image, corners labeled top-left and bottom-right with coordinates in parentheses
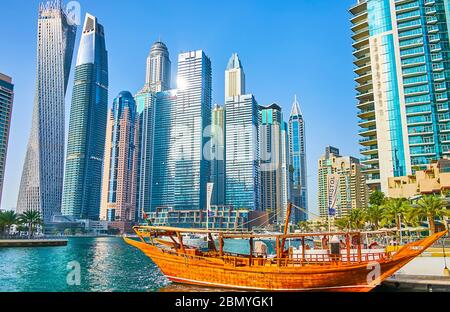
top-left (417, 195), bottom-right (448, 234)
top-left (0, 211), bottom-right (18, 236)
top-left (365, 205), bottom-right (384, 230)
top-left (381, 198), bottom-right (410, 230)
top-left (334, 217), bottom-right (351, 231)
top-left (369, 190), bottom-right (386, 207)
top-left (298, 221), bottom-right (311, 233)
top-left (19, 210), bottom-right (42, 239)
top-left (349, 208), bottom-right (366, 230)
top-left (403, 205), bottom-right (421, 228)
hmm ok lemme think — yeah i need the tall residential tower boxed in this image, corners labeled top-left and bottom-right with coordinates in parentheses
top-left (225, 54), bottom-right (260, 211)
top-left (351, 0), bottom-right (450, 192)
top-left (17, 2), bottom-right (76, 222)
top-left (318, 147), bottom-right (369, 218)
top-left (0, 74), bottom-right (14, 207)
top-left (62, 14), bottom-right (108, 220)
top-left (145, 41), bottom-right (171, 92)
top-left (289, 96), bottom-right (308, 221)
top-left (100, 92), bottom-right (139, 222)
top-left (172, 50), bottom-right (212, 211)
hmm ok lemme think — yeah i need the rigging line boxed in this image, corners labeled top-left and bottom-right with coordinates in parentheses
top-left (291, 203), bottom-right (321, 218)
top-left (241, 210), bottom-right (276, 227)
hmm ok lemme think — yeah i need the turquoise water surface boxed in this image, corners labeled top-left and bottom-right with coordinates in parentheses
top-left (0, 237), bottom-right (169, 292)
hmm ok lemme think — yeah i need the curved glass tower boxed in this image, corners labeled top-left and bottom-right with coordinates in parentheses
top-left (17, 2), bottom-right (76, 222)
top-left (62, 14), bottom-right (108, 220)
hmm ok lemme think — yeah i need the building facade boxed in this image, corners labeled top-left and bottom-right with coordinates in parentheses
top-left (17, 2), bottom-right (76, 222)
top-left (259, 104), bottom-right (284, 223)
top-left (150, 90), bottom-right (178, 211)
top-left (388, 158), bottom-right (450, 198)
top-left (351, 0), bottom-right (450, 193)
top-left (225, 54), bottom-right (260, 211)
top-left (62, 14), bottom-right (108, 220)
top-left (171, 50), bottom-right (212, 211)
top-left (135, 41), bottom-right (175, 220)
top-left (289, 95), bottom-right (308, 222)
top-left (135, 90), bottom-right (155, 220)
top-left (211, 105), bottom-right (226, 205)
top-left (225, 53), bottom-right (245, 98)
top-left (100, 91), bottom-right (139, 222)
top-left (318, 147), bottom-right (369, 218)
top-left (280, 120), bottom-right (291, 222)
top-left (145, 41), bottom-right (171, 92)
top-left (0, 74), bottom-right (14, 207)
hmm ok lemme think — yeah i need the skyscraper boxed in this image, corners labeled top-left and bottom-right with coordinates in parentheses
top-left (225, 53), bottom-right (245, 98)
top-left (318, 146), bottom-right (369, 218)
top-left (135, 90), bottom-right (156, 219)
top-left (0, 73), bottom-right (14, 207)
top-left (17, 2), bottom-right (76, 222)
top-left (149, 90), bottom-right (177, 210)
top-left (225, 54), bottom-right (260, 211)
top-left (100, 91), bottom-right (139, 222)
top-left (172, 50), bottom-right (212, 211)
top-left (351, 0), bottom-right (450, 193)
top-left (280, 120), bottom-right (290, 222)
top-left (289, 96), bottom-right (308, 222)
top-left (145, 41), bottom-right (171, 92)
top-left (211, 105), bottom-right (226, 205)
top-left (259, 104), bottom-right (284, 223)
top-left (135, 41), bottom-right (174, 219)
top-left (62, 14), bottom-right (108, 220)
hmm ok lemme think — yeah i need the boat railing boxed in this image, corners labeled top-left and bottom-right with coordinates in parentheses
top-left (157, 245), bottom-right (391, 268)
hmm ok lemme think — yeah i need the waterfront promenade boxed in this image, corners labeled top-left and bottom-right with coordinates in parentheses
top-left (0, 238), bottom-right (68, 247)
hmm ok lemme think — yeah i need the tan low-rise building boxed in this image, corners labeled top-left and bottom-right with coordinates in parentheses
top-left (388, 159), bottom-right (450, 199)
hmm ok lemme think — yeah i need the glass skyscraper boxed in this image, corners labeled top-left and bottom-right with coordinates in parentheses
top-left (172, 50), bottom-right (212, 211)
top-left (135, 90), bottom-right (156, 219)
top-left (135, 41), bottom-right (173, 219)
top-left (225, 54), bottom-right (260, 211)
top-left (289, 96), bottom-right (308, 222)
top-left (100, 91), bottom-right (138, 222)
top-left (211, 105), bottom-right (226, 205)
top-left (150, 90), bottom-right (178, 210)
top-left (62, 14), bottom-right (108, 220)
top-left (17, 2), bottom-right (76, 222)
top-left (351, 0), bottom-right (450, 192)
top-left (0, 73), bottom-right (14, 207)
top-left (145, 41), bottom-right (171, 92)
top-left (259, 104), bottom-right (284, 222)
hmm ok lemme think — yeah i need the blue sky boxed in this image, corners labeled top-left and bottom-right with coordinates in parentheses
top-left (0, 0), bottom-right (358, 217)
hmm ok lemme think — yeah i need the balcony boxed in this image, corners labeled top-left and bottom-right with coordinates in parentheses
top-left (356, 90), bottom-right (374, 101)
top-left (359, 126), bottom-right (377, 136)
top-left (357, 100), bottom-right (374, 109)
top-left (360, 146), bottom-right (378, 155)
top-left (358, 117), bottom-right (376, 128)
top-left (359, 136), bottom-right (377, 146)
top-left (356, 80), bottom-right (373, 92)
top-left (408, 127), bottom-right (434, 136)
top-left (437, 103), bottom-right (449, 111)
top-left (357, 108), bottom-right (375, 119)
top-left (362, 166), bottom-right (380, 174)
top-left (360, 156), bottom-right (379, 165)
top-left (352, 27), bottom-right (369, 42)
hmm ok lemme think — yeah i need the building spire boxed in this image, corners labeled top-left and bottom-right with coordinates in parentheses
top-left (290, 94), bottom-right (303, 117)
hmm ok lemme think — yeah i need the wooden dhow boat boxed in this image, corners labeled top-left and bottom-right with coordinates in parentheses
top-left (124, 204), bottom-right (448, 292)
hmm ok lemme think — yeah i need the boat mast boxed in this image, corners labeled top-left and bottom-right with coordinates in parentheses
top-left (280, 202), bottom-right (292, 255)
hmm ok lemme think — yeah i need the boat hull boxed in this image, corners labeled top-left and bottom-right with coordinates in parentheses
top-left (124, 231), bottom-right (447, 292)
